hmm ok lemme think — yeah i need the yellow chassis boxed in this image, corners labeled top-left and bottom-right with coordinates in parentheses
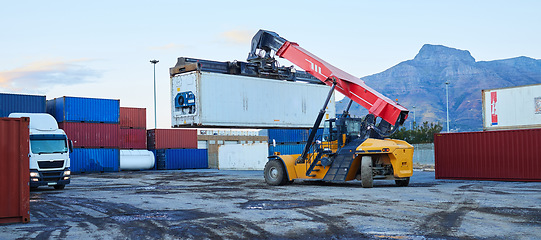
top-left (274, 138), bottom-right (414, 182)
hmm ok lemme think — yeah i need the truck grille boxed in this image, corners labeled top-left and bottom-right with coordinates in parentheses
top-left (41, 171), bottom-right (63, 182)
top-left (38, 160), bottom-right (64, 169)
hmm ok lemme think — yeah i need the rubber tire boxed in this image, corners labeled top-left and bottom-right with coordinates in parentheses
top-left (395, 177), bottom-right (410, 187)
top-left (54, 185), bottom-right (65, 190)
top-left (264, 160), bottom-right (288, 186)
top-left (361, 156), bottom-right (374, 188)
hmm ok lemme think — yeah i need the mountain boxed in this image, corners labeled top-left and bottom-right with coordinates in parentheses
top-left (336, 44), bottom-right (541, 132)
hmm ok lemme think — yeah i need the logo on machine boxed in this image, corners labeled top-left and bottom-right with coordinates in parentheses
top-left (305, 59), bottom-right (326, 78)
top-left (491, 91), bottom-right (498, 125)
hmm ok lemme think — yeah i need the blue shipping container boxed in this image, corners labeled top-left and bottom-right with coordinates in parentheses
top-left (265, 128), bottom-right (324, 143)
top-left (0, 93), bottom-right (46, 117)
top-left (46, 96), bottom-right (120, 123)
top-left (269, 143), bottom-right (316, 156)
top-left (70, 148), bottom-right (120, 173)
top-left (152, 149), bottom-right (208, 170)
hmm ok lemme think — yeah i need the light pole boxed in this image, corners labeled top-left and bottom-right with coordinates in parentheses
top-left (412, 106), bottom-right (416, 129)
top-left (150, 59), bottom-right (159, 129)
top-left (445, 81), bottom-right (450, 132)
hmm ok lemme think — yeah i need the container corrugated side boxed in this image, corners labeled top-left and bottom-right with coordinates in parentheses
top-left (119, 128), bottom-right (147, 149)
top-left (0, 117), bottom-right (30, 224)
top-left (70, 148), bottom-right (120, 173)
top-left (171, 71), bottom-right (336, 128)
top-left (47, 96), bottom-right (120, 123)
top-left (147, 129), bottom-right (197, 149)
top-left (482, 83), bottom-right (541, 131)
top-left (434, 129), bottom-right (541, 181)
top-left (0, 93), bottom-right (46, 117)
top-left (152, 149), bottom-right (208, 170)
top-left (58, 122), bottom-right (119, 148)
top-left (120, 107), bottom-right (146, 129)
top-left (268, 143), bottom-right (310, 156)
top-left (264, 128), bottom-right (324, 143)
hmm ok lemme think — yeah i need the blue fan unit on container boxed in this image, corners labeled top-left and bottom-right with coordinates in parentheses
top-left (175, 91), bottom-right (196, 114)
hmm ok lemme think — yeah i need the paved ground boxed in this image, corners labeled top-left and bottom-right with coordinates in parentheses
top-left (1, 169), bottom-right (540, 240)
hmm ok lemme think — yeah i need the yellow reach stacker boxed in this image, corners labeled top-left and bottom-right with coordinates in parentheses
top-left (245, 30), bottom-right (414, 187)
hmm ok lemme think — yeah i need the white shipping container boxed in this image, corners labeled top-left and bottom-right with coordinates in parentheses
top-left (482, 83), bottom-right (541, 131)
top-left (171, 71), bottom-right (336, 128)
top-left (218, 143), bottom-right (268, 170)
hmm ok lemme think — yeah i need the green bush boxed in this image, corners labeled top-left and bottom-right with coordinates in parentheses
top-left (391, 121), bottom-right (443, 143)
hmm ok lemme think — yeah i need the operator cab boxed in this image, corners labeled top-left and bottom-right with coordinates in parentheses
top-left (322, 117), bottom-right (364, 149)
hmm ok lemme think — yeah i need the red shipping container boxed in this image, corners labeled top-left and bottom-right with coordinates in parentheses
top-left (59, 122), bottom-right (119, 148)
top-left (0, 117), bottom-right (30, 224)
top-left (120, 107), bottom-right (146, 129)
top-left (147, 129), bottom-right (197, 149)
top-left (434, 129), bottom-right (541, 182)
top-left (119, 128), bottom-right (147, 149)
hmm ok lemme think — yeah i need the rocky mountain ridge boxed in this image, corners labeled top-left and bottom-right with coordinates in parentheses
top-left (337, 44), bottom-right (541, 132)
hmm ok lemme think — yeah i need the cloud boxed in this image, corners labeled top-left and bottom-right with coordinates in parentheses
top-left (150, 43), bottom-right (186, 51)
top-left (220, 30), bottom-right (252, 45)
top-left (0, 59), bottom-right (101, 92)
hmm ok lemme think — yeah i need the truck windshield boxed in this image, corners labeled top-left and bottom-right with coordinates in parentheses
top-left (29, 135), bottom-right (68, 154)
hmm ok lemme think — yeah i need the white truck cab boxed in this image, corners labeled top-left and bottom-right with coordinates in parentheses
top-left (9, 113), bottom-right (72, 190)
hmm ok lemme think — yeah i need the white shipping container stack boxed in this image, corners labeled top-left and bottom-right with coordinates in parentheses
top-left (482, 83), bottom-right (541, 131)
top-left (171, 71), bottom-right (336, 128)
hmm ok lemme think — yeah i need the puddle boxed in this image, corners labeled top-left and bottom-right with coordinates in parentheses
top-left (240, 200), bottom-right (328, 210)
top-left (111, 210), bottom-right (211, 223)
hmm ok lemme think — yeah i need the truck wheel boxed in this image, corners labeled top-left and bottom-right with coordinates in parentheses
top-left (395, 177), bottom-right (410, 187)
top-left (264, 160), bottom-right (288, 186)
top-left (54, 185), bottom-right (65, 190)
top-left (361, 156), bottom-right (373, 188)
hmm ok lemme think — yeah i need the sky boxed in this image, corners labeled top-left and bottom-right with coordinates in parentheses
top-left (1, 1), bottom-right (540, 128)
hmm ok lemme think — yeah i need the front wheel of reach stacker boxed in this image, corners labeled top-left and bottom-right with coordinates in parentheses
top-left (264, 160), bottom-right (288, 186)
top-left (361, 156), bottom-right (374, 188)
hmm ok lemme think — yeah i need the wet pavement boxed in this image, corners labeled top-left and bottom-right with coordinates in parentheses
top-left (1, 169), bottom-right (540, 239)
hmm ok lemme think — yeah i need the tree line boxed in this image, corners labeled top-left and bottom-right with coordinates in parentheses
top-left (390, 121), bottom-right (443, 144)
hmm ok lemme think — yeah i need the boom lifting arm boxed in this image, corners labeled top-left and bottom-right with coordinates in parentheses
top-left (247, 30), bottom-right (409, 129)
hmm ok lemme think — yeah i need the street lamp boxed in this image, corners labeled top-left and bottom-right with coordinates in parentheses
top-left (445, 81), bottom-right (450, 132)
top-left (150, 59), bottom-right (159, 129)
top-left (412, 106), bottom-right (416, 129)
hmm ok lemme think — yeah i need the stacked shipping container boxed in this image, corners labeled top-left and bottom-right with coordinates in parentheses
top-left (148, 129), bottom-right (207, 170)
top-left (119, 107), bottom-right (146, 149)
top-left (47, 96), bottom-right (121, 173)
top-left (263, 128), bottom-right (323, 156)
top-left (0, 93), bottom-right (46, 117)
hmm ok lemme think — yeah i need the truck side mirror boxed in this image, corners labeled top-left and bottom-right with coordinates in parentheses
top-left (68, 140), bottom-right (74, 153)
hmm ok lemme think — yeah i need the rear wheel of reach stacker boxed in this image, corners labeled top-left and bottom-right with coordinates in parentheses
top-left (361, 156), bottom-right (374, 188)
top-left (264, 160), bottom-right (288, 186)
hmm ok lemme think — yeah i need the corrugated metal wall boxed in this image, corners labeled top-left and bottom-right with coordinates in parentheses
top-left (262, 128), bottom-right (323, 143)
top-left (268, 143), bottom-right (307, 156)
top-left (0, 93), bottom-right (46, 117)
top-left (119, 128), bottom-right (146, 149)
top-left (0, 117), bottom-right (30, 224)
top-left (120, 107), bottom-right (146, 129)
top-left (70, 148), bottom-right (120, 173)
top-left (147, 129), bottom-right (197, 149)
top-left (153, 149), bottom-right (208, 170)
top-left (46, 96), bottom-right (120, 123)
top-left (434, 129), bottom-right (541, 181)
top-left (59, 122), bottom-right (120, 148)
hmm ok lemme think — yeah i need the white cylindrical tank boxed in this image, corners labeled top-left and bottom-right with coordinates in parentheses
top-left (120, 150), bottom-right (155, 170)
